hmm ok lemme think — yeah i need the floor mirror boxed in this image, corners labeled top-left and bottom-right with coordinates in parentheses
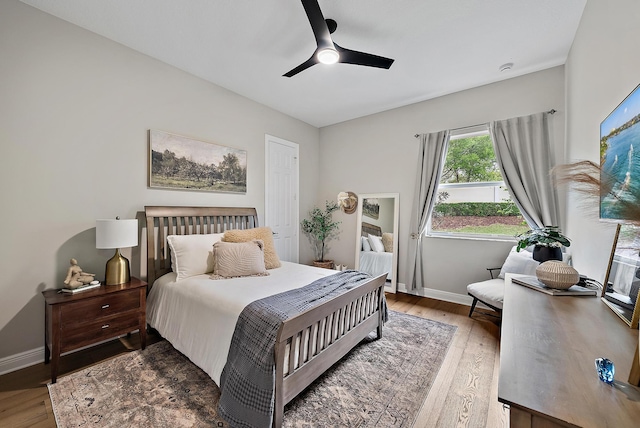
top-left (354, 193), bottom-right (399, 293)
top-left (602, 223), bottom-right (640, 328)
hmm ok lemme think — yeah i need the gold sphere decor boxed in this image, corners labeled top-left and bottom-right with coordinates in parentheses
top-left (535, 260), bottom-right (580, 289)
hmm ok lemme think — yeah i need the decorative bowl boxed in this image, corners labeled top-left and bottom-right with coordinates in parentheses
top-left (535, 260), bottom-right (579, 289)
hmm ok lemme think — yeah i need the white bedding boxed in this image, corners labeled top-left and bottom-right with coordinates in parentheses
top-left (146, 261), bottom-right (335, 385)
top-left (359, 250), bottom-right (392, 280)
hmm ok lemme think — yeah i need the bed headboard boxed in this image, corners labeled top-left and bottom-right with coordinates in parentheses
top-left (362, 222), bottom-right (382, 237)
top-left (144, 206), bottom-right (259, 285)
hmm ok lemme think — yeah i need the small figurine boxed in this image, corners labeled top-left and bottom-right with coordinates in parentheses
top-left (595, 357), bottom-right (615, 384)
top-left (63, 258), bottom-right (96, 289)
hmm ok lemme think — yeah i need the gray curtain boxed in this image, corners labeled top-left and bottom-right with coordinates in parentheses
top-left (489, 112), bottom-right (559, 228)
top-left (406, 130), bottom-right (450, 290)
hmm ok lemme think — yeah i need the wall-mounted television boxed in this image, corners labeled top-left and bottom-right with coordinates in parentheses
top-left (600, 83), bottom-right (640, 221)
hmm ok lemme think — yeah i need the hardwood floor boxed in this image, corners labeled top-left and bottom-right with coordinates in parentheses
top-left (0, 294), bottom-right (506, 428)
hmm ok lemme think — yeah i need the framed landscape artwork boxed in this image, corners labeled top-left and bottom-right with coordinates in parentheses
top-left (149, 130), bottom-right (247, 194)
top-left (600, 83), bottom-right (640, 221)
top-left (362, 198), bottom-right (380, 219)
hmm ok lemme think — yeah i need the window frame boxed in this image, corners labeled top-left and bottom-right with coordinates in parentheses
top-left (426, 126), bottom-right (521, 241)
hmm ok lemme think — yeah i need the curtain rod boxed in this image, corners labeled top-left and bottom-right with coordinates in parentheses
top-left (414, 109), bottom-right (556, 138)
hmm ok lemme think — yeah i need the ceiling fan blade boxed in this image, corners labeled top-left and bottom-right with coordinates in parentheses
top-left (283, 55), bottom-right (318, 78)
top-left (301, 0), bottom-right (333, 49)
top-left (334, 43), bottom-right (394, 69)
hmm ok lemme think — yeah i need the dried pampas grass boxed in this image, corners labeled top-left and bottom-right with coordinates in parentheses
top-left (553, 160), bottom-right (640, 223)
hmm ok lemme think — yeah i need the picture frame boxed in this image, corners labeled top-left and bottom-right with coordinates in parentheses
top-left (601, 223), bottom-right (640, 328)
top-left (362, 198), bottom-right (380, 219)
top-left (599, 82), bottom-right (640, 221)
top-left (149, 130), bottom-right (247, 194)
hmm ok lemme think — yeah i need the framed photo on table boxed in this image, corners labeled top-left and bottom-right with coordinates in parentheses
top-left (601, 224), bottom-right (640, 328)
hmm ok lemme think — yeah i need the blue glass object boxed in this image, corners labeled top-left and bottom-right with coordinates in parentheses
top-left (594, 357), bottom-right (615, 384)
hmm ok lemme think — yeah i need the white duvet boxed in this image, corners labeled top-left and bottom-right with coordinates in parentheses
top-left (146, 261), bottom-right (335, 385)
top-left (359, 250), bottom-right (392, 280)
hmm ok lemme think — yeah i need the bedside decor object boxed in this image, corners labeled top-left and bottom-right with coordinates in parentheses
top-left (149, 130), bottom-right (247, 194)
top-left (96, 217), bottom-right (138, 285)
top-left (337, 191), bottom-right (358, 214)
top-left (301, 201), bottom-right (341, 266)
top-left (535, 260), bottom-right (580, 289)
top-left (595, 357), bottom-right (615, 384)
top-left (60, 282), bottom-right (101, 294)
top-left (515, 226), bottom-right (570, 263)
top-left (63, 258), bottom-right (96, 289)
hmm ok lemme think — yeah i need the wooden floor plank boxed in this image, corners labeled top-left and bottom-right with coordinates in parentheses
top-left (487, 337), bottom-right (509, 428)
top-left (1, 294), bottom-right (505, 428)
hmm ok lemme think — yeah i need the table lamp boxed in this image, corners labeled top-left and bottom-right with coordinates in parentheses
top-left (96, 217), bottom-right (138, 285)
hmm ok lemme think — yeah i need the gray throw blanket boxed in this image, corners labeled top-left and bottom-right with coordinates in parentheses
top-left (218, 270), bottom-right (385, 428)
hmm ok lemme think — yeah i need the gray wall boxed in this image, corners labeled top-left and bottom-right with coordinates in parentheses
top-left (318, 67), bottom-right (566, 296)
top-left (0, 1), bottom-right (320, 361)
top-left (564, 0), bottom-right (640, 283)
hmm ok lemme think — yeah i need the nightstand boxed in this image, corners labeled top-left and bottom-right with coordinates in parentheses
top-left (42, 277), bottom-right (147, 383)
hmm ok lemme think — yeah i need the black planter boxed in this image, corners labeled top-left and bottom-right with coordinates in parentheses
top-left (532, 245), bottom-right (562, 263)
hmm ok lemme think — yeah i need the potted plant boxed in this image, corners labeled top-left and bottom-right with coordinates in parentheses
top-left (301, 201), bottom-right (341, 268)
top-left (516, 225), bottom-right (570, 262)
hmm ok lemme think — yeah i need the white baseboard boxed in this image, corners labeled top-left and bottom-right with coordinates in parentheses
top-left (0, 332), bottom-right (139, 376)
top-left (396, 282), bottom-right (474, 306)
top-left (0, 346), bottom-right (44, 376)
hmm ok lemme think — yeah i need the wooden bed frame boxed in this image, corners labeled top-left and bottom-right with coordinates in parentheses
top-left (144, 206), bottom-right (387, 427)
top-left (362, 221), bottom-right (382, 237)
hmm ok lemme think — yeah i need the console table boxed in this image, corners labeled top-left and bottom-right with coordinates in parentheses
top-left (499, 274), bottom-right (640, 427)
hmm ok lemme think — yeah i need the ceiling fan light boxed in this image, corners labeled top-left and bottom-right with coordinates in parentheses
top-left (317, 48), bottom-right (339, 64)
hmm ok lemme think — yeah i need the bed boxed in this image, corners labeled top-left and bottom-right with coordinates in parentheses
top-left (359, 222), bottom-right (393, 280)
top-left (144, 206), bottom-right (386, 427)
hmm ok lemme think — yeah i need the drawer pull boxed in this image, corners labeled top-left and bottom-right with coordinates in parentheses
top-left (101, 324), bottom-right (110, 329)
top-left (101, 304), bottom-right (110, 309)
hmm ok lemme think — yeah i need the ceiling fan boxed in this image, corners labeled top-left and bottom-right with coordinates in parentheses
top-left (283, 0), bottom-right (395, 77)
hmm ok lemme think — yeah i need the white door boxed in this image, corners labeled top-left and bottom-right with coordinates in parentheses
top-left (265, 135), bottom-right (299, 262)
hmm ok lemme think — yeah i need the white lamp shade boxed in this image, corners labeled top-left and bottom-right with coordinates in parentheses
top-left (96, 219), bottom-right (138, 249)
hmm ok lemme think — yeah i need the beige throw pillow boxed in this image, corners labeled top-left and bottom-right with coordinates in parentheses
top-left (211, 240), bottom-right (269, 279)
top-left (382, 233), bottom-right (394, 252)
top-left (222, 227), bottom-right (281, 269)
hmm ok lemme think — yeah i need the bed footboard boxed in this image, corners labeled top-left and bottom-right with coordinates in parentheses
top-left (273, 273), bottom-right (387, 427)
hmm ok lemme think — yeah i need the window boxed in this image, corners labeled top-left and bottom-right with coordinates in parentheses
top-left (427, 126), bottom-right (529, 239)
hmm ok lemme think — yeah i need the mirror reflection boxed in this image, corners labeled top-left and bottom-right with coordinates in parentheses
top-left (602, 223), bottom-right (640, 328)
top-left (355, 193), bottom-right (399, 293)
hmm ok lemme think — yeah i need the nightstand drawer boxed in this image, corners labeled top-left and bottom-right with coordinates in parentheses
top-left (61, 313), bottom-right (141, 351)
top-left (60, 289), bottom-right (140, 325)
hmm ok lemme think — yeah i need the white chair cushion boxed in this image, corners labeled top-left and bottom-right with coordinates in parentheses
top-left (467, 278), bottom-right (505, 310)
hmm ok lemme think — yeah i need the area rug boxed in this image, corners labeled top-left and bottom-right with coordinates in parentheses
top-left (48, 311), bottom-right (456, 427)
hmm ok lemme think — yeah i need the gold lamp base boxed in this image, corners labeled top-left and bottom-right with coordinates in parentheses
top-left (105, 248), bottom-right (130, 285)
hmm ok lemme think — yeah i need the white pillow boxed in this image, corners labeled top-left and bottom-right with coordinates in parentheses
top-left (167, 233), bottom-right (225, 281)
top-left (361, 236), bottom-right (372, 252)
top-left (368, 235), bottom-right (385, 252)
top-left (498, 247), bottom-right (539, 279)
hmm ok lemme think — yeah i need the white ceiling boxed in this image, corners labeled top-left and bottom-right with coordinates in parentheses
top-left (20, 0), bottom-right (587, 128)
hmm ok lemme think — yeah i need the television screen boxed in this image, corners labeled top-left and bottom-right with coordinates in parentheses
top-left (600, 83), bottom-right (640, 221)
